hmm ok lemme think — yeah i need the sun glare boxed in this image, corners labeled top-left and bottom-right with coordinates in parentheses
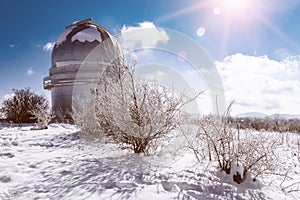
top-left (223, 0), bottom-right (249, 10)
top-left (214, 0), bottom-right (252, 16)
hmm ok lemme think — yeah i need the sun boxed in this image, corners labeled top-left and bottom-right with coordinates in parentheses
top-left (222, 0), bottom-right (250, 11)
top-left (209, 0), bottom-right (264, 56)
top-left (214, 0), bottom-right (253, 16)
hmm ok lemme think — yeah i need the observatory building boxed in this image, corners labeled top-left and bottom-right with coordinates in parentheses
top-left (43, 18), bottom-right (122, 115)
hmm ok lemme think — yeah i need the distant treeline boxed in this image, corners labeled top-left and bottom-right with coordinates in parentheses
top-left (228, 117), bottom-right (300, 133)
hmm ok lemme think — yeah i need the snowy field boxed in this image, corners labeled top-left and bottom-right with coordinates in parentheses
top-left (0, 124), bottom-right (299, 200)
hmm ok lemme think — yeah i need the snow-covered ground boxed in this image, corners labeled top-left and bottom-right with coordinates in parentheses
top-left (0, 124), bottom-right (299, 199)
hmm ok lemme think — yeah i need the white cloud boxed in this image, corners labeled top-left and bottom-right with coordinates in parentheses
top-left (43, 42), bottom-right (55, 52)
top-left (119, 21), bottom-right (169, 50)
top-left (215, 53), bottom-right (300, 115)
top-left (9, 44), bottom-right (19, 48)
top-left (27, 67), bottom-right (34, 75)
top-left (3, 93), bottom-right (15, 101)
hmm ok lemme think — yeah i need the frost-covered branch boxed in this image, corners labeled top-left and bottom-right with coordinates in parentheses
top-left (93, 58), bottom-right (184, 154)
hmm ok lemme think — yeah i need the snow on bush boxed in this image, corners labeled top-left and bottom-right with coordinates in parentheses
top-left (190, 102), bottom-right (279, 184)
top-left (29, 101), bottom-right (52, 130)
top-left (53, 107), bottom-right (73, 123)
top-left (72, 94), bottom-right (100, 136)
top-left (93, 59), bottom-right (184, 154)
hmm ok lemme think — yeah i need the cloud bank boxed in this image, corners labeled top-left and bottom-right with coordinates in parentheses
top-left (119, 21), bottom-right (169, 50)
top-left (215, 53), bottom-right (300, 115)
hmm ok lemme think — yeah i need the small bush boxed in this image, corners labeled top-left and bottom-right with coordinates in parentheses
top-left (53, 107), bottom-right (72, 124)
top-left (72, 94), bottom-right (100, 136)
top-left (191, 102), bottom-right (279, 184)
top-left (29, 102), bottom-right (52, 129)
top-left (92, 59), bottom-right (183, 154)
top-left (1, 88), bottom-right (50, 126)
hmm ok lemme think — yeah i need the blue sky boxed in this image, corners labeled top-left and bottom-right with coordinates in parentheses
top-left (1, 0), bottom-right (300, 115)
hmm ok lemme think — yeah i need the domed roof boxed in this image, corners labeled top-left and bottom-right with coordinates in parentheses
top-left (51, 18), bottom-right (122, 68)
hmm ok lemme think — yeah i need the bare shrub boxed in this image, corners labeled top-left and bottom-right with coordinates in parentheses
top-left (191, 102), bottom-right (279, 184)
top-left (72, 93), bottom-right (100, 136)
top-left (93, 59), bottom-right (186, 155)
top-left (1, 88), bottom-right (49, 126)
top-left (232, 116), bottom-right (300, 133)
top-left (29, 101), bottom-right (52, 129)
top-left (53, 107), bottom-right (72, 124)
